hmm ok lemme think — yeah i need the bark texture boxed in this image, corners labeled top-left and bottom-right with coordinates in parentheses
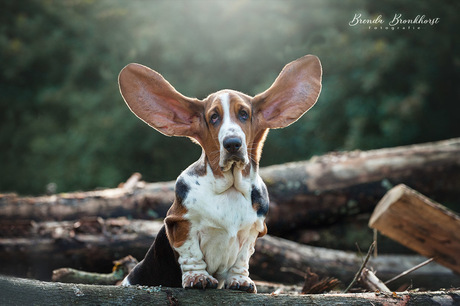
top-left (1, 275), bottom-right (459, 306)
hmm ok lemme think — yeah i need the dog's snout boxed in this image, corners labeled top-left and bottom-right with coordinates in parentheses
top-left (223, 137), bottom-right (242, 154)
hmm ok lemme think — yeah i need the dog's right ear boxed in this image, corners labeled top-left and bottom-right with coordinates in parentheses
top-left (119, 63), bottom-right (204, 142)
top-left (253, 55), bottom-right (322, 130)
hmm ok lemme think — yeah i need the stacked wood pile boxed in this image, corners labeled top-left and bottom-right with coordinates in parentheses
top-left (1, 138), bottom-right (460, 304)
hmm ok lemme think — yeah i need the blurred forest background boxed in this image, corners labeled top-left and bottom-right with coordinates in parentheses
top-left (1, 0), bottom-right (458, 195)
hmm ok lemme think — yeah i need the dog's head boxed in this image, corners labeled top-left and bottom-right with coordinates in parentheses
top-left (119, 55), bottom-right (322, 174)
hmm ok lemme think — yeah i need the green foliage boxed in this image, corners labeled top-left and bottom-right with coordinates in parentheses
top-left (1, 0), bottom-right (458, 195)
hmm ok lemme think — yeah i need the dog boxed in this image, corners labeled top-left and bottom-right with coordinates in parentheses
top-left (118, 55), bottom-right (322, 293)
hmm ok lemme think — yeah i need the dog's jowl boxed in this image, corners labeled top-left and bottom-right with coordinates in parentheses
top-left (118, 55), bottom-right (322, 293)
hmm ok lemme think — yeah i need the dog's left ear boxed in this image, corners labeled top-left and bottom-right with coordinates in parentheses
top-left (119, 63), bottom-right (204, 142)
top-left (253, 55), bottom-right (322, 129)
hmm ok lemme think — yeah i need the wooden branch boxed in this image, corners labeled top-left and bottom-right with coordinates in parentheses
top-left (384, 258), bottom-right (435, 286)
top-left (1, 275), bottom-right (459, 305)
top-left (120, 173), bottom-right (142, 190)
top-left (1, 218), bottom-right (458, 290)
top-left (1, 138), bottom-right (460, 235)
top-left (359, 268), bottom-right (391, 293)
top-left (51, 267), bottom-right (125, 285)
top-left (51, 255), bottom-right (138, 285)
top-left (344, 242), bottom-right (375, 293)
top-left (369, 184), bottom-right (460, 274)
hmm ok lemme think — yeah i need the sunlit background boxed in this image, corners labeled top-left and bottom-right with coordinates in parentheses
top-left (1, 0), bottom-right (458, 195)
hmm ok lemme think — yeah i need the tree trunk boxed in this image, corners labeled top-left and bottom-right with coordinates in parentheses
top-left (0, 218), bottom-right (163, 281)
top-left (283, 213), bottom-right (414, 254)
top-left (252, 235), bottom-right (460, 291)
top-left (0, 181), bottom-right (176, 222)
top-left (1, 138), bottom-right (459, 235)
top-left (1, 218), bottom-right (458, 290)
top-left (1, 275), bottom-right (459, 306)
top-left (261, 138), bottom-right (460, 234)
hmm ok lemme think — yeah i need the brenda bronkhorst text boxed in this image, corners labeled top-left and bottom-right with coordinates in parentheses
top-left (349, 13), bottom-right (440, 30)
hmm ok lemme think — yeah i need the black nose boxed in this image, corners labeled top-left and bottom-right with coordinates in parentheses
top-left (223, 137), bottom-right (242, 154)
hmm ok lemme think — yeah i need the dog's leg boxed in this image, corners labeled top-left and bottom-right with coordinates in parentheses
top-left (165, 216), bottom-right (219, 289)
top-left (224, 227), bottom-right (260, 293)
top-left (177, 232), bottom-right (219, 289)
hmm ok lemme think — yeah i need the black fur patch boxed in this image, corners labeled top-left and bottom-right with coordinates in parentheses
top-left (251, 184), bottom-right (269, 216)
top-left (175, 177), bottom-right (190, 204)
top-left (125, 225), bottom-right (182, 287)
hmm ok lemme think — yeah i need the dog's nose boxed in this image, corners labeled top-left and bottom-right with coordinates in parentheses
top-left (223, 137), bottom-right (242, 154)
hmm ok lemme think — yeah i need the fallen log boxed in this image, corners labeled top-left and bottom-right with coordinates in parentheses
top-left (262, 138), bottom-right (460, 233)
top-left (0, 180), bottom-right (175, 222)
top-left (51, 264), bottom-right (302, 294)
top-left (252, 235), bottom-right (460, 290)
top-left (0, 218), bottom-right (163, 281)
top-left (369, 184), bottom-right (460, 274)
top-left (50, 259), bottom-right (304, 294)
top-left (0, 218), bottom-right (458, 290)
top-left (1, 139), bottom-right (459, 234)
top-left (284, 213), bottom-right (414, 254)
top-left (1, 275), bottom-right (459, 306)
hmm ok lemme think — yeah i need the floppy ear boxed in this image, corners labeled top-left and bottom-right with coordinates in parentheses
top-left (253, 55), bottom-right (322, 129)
top-left (119, 63), bottom-right (203, 140)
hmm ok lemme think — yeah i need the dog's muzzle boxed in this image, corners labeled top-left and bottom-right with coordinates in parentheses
top-left (220, 136), bottom-right (248, 171)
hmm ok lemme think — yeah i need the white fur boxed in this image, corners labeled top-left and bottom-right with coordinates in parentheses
top-left (174, 160), bottom-right (265, 289)
top-left (217, 93), bottom-right (249, 170)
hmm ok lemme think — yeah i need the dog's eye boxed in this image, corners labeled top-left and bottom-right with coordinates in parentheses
top-left (210, 113), bottom-right (220, 124)
top-left (239, 110), bottom-right (249, 121)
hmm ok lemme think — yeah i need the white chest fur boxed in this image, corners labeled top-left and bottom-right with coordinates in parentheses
top-left (177, 163), bottom-right (265, 278)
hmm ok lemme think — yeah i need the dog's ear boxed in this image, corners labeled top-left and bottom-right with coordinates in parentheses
top-left (119, 63), bottom-right (204, 141)
top-left (253, 55), bottom-right (322, 129)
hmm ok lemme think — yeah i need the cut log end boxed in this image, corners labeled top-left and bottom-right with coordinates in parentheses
top-left (368, 184), bottom-right (407, 227)
top-left (369, 184), bottom-right (460, 274)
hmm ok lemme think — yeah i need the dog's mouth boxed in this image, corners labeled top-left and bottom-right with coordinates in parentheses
top-left (220, 154), bottom-right (248, 172)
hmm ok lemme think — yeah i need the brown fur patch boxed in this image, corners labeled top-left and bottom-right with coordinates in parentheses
top-left (165, 201), bottom-right (190, 248)
top-left (258, 222), bottom-right (268, 238)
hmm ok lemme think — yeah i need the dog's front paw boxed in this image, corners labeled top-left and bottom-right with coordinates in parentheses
top-left (182, 271), bottom-right (218, 290)
top-left (226, 276), bottom-right (256, 293)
